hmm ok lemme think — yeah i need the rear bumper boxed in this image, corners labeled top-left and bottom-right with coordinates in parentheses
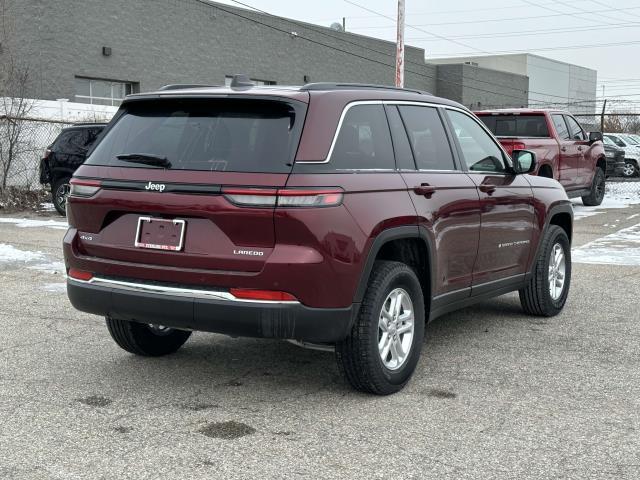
top-left (67, 278), bottom-right (358, 343)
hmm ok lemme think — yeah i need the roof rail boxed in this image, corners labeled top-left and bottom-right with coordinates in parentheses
top-left (158, 84), bottom-right (220, 91)
top-left (300, 82), bottom-right (429, 95)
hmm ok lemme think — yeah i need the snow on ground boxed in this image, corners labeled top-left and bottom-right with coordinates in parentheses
top-left (39, 203), bottom-right (56, 212)
top-left (0, 218), bottom-right (68, 230)
top-left (29, 261), bottom-right (66, 275)
top-left (41, 283), bottom-right (67, 293)
top-left (0, 243), bottom-right (45, 263)
top-left (572, 182), bottom-right (640, 220)
top-left (573, 223), bottom-right (640, 266)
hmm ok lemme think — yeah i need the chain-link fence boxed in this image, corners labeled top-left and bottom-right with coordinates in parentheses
top-left (0, 116), bottom-right (73, 190)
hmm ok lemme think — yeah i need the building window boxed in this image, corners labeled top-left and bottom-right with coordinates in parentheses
top-left (75, 77), bottom-right (137, 106)
top-left (224, 76), bottom-right (276, 86)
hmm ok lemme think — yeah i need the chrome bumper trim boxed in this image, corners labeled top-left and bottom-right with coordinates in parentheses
top-left (67, 277), bottom-right (299, 305)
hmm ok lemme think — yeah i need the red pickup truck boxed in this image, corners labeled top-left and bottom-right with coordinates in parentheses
top-left (474, 109), bottom-right (607, 206)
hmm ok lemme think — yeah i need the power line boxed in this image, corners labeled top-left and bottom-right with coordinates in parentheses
top-left (406, 22), bottom-right (640, 42)
top-left (432, 39), bottom-right (640, 57)
top-left (349, 6), bottom-right (640, 29)
top-left (221, 0), bottom-right (576, 102)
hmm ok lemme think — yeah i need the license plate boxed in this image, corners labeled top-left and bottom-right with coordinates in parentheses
top-left (134, 217), bottom-right (186, 251)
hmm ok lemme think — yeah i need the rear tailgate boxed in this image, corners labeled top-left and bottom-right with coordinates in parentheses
top-left (67, 96), bottom-right (307, 275)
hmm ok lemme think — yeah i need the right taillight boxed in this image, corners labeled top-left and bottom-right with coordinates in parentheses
top-left (222, 187), bottom-right (343, 208)
top-left (69, 178), bottom-right (102, 197)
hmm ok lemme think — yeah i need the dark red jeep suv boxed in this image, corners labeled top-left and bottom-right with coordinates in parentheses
top-left (64, 80), bottom-right (573, 394)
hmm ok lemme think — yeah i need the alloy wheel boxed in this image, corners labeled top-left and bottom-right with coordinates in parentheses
top-left (378, 288), bottom-right (415, 370)
top-left (548, 243), bottom-right (566, 301)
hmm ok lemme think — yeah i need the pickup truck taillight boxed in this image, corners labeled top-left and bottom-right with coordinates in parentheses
top-left (222, 187), bottom-right (344, 208)
top-left (502, 141), bottom-right (527, 155)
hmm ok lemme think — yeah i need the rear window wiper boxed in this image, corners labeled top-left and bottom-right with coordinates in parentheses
top-left (116, 153), bottom-right (171, 168)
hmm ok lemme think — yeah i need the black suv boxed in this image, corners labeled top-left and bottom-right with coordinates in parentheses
top-left (40, 123), bottom-right (106, 215)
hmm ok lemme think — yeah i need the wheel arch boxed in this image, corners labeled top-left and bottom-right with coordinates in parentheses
top-left (353, 226), bottom-right (434, 310)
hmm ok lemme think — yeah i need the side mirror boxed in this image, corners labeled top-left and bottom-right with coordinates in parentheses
top-left (512, 149), bottom-right (537, 174)
top-left (589, 131), bottom-right (603, 143)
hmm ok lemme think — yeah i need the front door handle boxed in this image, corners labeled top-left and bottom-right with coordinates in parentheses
top-left (561, 146), bottom-right (567, 152)
top-left (413, 183), bottom-right (436, 197)
top-left (479, 184), bottom-right (496, 195)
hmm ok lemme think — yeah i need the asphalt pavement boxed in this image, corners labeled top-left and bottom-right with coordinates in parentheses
top-left (0, 198), bottom-right (638, 480)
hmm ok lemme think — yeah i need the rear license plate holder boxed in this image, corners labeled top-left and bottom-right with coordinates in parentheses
top-left (134, 217), bottom-right (186, 251)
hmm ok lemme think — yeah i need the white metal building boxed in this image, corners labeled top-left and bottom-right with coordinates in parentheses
top-left (429, 54), bottom-right (597, 115)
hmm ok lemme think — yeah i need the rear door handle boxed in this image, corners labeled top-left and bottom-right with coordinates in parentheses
top-left (479, 184), bottom-right (496, 195)
top-left (413, 183), bottom-right (436, 196)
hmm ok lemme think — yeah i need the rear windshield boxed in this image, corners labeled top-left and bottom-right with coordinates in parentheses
top-left (85, 99), bottom-right (303, 173)
top-left (478, 114), bottom-right (550, 138)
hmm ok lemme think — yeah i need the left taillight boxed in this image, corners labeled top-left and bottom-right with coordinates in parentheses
top-left (69, 178), bottom-right (101, 197)
top-left (222, 187), bottom-right (343, 208)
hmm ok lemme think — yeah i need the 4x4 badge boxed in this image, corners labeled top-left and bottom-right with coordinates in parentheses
top-left (145, 182), bottom-right (166, 192)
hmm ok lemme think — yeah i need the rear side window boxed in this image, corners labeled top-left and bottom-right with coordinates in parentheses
top-left (330, 104), bottom-right (394, 170)
top-left (478, 115), bottom-right (549, 138)
top-left (398, 106), bottom-right (455, 170)
top-left (54, 130), bottom-right (88, 154)
top-left (86, 99), bottom-right (303, 173)
top-left (551, 114), bottom-right (571, 140)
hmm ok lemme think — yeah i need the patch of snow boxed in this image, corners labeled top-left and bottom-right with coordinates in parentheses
top-left (39, 203), bottom-right (56, 212)
top-left (29, 261), bottom-right (66, 275)
top-left (0, 218), bottom-right (68, 230)
top-left (0, 243), bottom-right (45, 263)
top-left (573, 223), bottom-right (640, 266)
top-left (41, 283), bottom-right (67, 293)
top-left (628, 214), bottom-right (640, 220)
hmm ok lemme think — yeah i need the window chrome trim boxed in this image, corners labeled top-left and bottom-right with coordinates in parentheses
top-left (68, 277), bottom-right (300, 305)
top-left (301, 99), bottom-right (489, 165)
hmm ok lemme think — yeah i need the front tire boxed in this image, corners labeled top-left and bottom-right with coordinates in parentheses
top-left (519, 225), bottom-right (571, 317)
top-left (336, 261), bottom-right (425, 395)
top-left (52, 177), bottom-right (71, 216)
top-left (581, 168), bottom-right (605, 206)
top-left (106, 317), bottom-right (192, 356)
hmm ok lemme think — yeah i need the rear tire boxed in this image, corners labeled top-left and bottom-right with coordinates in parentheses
top-left (519, 225), bottom-right (571, 317)
top-left (106, 317), bottom-right (192, 356)
top-left (581, 168), bottom-right (605, 206)
top-left (52, 176), bottom-right (71, 216)
top-left (336, 261), bottom-right (425, 395)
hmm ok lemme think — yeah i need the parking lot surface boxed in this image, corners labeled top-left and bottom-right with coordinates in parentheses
top-left (1, 194), bottom-right (639, 479)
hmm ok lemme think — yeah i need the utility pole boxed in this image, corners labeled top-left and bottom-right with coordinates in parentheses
top-left (395, 0), bottom-right (405, 88)
top-left (601, 99), bottom-right (607, 132)
top-left (342, 16), bottom-right (346, 32)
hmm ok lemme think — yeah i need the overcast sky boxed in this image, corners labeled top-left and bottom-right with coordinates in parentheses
top-left (214, 0), bottom-right (640, 104)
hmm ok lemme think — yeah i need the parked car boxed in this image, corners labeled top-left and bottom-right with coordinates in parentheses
top-left (602, 135), bottom-right (626, 177)
top-left (474, 109), bottom-right (607, 206)
top-left (64, 80), bottom-right (573, 395)
top-left (39, 123), bottom-right (106, 215)
top-left (603, 133), bottom-right (640, 178)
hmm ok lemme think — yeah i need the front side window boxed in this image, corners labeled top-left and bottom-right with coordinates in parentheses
top-left (605, 135), bottom-right (626, 147)
top-left (330, 104), bottom-right (394, 170)
top-left (551, 114), bottom-right (571, 140)
top-left (565, 116), bottom-right (586, 141)
top-left (398, 106), bottom-right (455, 170)
top-left (447, 110), bottom-right (506, 173)
top-left (75, 77), bottom-right (137, 106)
